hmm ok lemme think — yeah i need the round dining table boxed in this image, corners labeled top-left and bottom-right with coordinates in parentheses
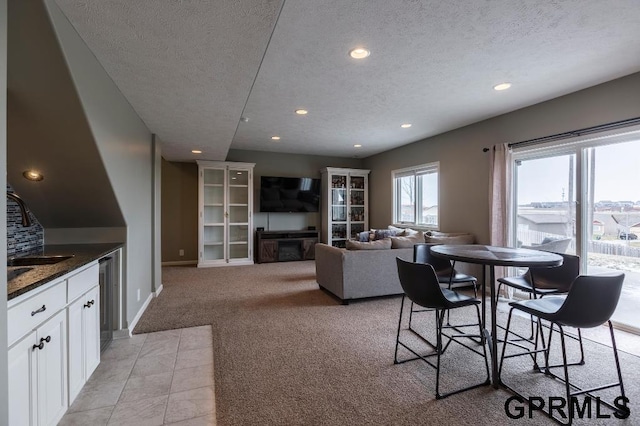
top-left (430, 244), bottom-right (564, 388)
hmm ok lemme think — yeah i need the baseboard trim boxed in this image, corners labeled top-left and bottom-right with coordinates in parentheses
top-left (128, 292), bottom-right (153, 335)
top-left (155, 284), bottom-right (163, 296)
top-left (162, 260), bottom-right (197, 266)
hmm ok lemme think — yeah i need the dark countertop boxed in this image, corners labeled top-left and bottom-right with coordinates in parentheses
top-left (7, 242), bottom-right (124, 301)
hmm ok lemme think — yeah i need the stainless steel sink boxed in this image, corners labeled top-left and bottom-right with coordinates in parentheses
top-left (7, 255), bottom-right (74, 267)
top-left (7, 266), bottom-right (33, 280)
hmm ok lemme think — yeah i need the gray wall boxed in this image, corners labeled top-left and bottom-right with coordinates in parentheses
top-left (226, 149), bottom-right (364, 232)
top-left (45, 0), bottom-right (155, 325)
top-left (363, 72), bottom-right (640, 245)
top-left (7, 0), bottom-right (124, 229)
top-left (161, 150), bottom-right (363, 263)
top-left (1, 0), bottom-right (9, 421)
top-left (161, 159), bottom-right (198, 263)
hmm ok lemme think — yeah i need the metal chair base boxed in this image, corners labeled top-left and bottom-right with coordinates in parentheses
top-left (499, 308), bottom-right (627, 425)
top-left (394, 295), bottom-right (490, 399)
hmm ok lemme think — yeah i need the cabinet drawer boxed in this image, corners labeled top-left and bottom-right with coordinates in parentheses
top-left (67, 263), bottom-right (99, 302)
top-left (8, 281), bottom-right (66, 347)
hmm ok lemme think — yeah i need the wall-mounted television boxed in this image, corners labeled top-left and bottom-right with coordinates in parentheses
top-left (260, 176), bottom-right (321, 213)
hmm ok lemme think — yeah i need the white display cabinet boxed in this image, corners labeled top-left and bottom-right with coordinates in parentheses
top-left (197, 161), bottom-right (255, 267)
top-left (320, 168), bottom-right (370, 248)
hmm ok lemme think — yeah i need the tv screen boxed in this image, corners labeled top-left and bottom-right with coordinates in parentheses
top-left (260, 176), bottom-right (321, 213)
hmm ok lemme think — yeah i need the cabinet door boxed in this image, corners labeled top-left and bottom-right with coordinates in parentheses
top-left (36, 310), bottom-right (67, 426)
top-left (202, 168), bottom-right (226, 262)
top-left (68, 287), bottom-right (101, 404)
top-left (8, 331), bottom-right (37, 426)
top-left (228, 168), bottom-right (250, 261)
top-left (303, 239), bottom-right (316, 260)
top-left (83, 286), bottom-right (101, 380)
top-left (67, 298), bottom-right (84, 404)
top-left (259, 240), bottom-right (278, 263)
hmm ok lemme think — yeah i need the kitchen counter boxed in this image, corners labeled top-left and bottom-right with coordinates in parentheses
top-left (7, 242), bottom-right (123, 300)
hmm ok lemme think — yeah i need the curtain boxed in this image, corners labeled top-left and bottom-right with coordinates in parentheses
top-left (489, 143), bottom-right (512, 284)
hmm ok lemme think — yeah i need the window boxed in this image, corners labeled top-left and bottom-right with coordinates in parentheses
top-left (392, 162), bottom-right (439, 227)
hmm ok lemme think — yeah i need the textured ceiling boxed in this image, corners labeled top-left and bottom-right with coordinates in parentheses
top-left (55, 0), bottom-right (640, 161)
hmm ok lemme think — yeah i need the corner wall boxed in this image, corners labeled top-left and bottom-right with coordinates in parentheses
top-left (45, 0), bottom-right (155, 326)
top-left (363, 72), bottom-right (640, 245)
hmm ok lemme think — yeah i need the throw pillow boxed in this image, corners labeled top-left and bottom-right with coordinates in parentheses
top-left (345, 238), bottom-right (392, 250)
top-left (387, 225), bottom-right (418, 236)
top-left (372, 229), bottom-right (399, 240)
top-left (390, 231), bottom-right (425, 249)
top-left (358, 231), bottom-right (370, 242)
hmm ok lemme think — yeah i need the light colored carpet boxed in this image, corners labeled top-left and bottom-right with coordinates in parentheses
top-left (134, 261), bottom-right (639, 425)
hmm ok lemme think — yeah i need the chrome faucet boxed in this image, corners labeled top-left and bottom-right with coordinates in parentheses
top-left (7, 192), bottom-right (33, 227)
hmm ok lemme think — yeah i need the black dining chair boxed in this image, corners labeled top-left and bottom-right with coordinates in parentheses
top-left (414, 243), bottom-right (478, 296)
top-left (410, 243), bottom-right (479, 335)
top-left (499, 272), bottom-right (628, 425)
top-left (497, 252), bottom-right (584, 366)
top-left (394, 258), bottom-right (489, 399)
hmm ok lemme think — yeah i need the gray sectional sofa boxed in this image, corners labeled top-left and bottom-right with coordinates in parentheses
top-left (315, 231), bottom-right (475, 304)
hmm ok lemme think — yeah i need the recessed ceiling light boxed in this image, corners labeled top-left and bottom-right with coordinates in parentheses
top-left (271, 136), bottom-right (281, 140)
top-left (23, 170), bottom-right (44, 181)
top-left (349, 48), bottom-right (370, 59)
top-left (191, 150), bottom-right (202, 154)
top-left (493, 82), bottom-right (512, 91)
top-left (295, 109), bottom-right (308, 115)
top-left (354, 144), bottom-right (362, 148)
top-left (401, 123), bottom-right (412, 128)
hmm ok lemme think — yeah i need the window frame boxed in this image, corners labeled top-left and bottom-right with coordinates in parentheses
top-left (391, 162), bottom-right (439, 229)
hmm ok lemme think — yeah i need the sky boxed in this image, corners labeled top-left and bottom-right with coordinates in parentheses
top-left (516, 139), bottom-right (640, 204)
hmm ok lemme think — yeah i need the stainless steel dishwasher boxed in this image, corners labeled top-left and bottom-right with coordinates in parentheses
top-left (99, 255), bottom-right (115, 352)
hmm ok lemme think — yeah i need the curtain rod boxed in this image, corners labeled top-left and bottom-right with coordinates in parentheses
top-left (482, 116), bottom-right (640, 152)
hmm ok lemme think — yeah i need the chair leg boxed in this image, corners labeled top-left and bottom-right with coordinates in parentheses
top-left (394, 295), bottom-right (406, 364)
top-left (608, 320), bottom-right (628, 418)
top-left (435, 306), bottom-right (490, 399)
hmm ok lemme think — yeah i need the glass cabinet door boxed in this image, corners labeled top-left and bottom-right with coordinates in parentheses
top-left (330, 174), bottom-right (348, 247)
top-left (203, 169), bottom-right (225, 261)
top-left (349, 175), bottom-right (366, 240)
top-left (228, 169), bottom-right (250, 259)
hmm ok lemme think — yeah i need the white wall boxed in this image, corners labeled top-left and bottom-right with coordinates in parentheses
top-left (364, 72), bottom-right (640, 245)
top-left (0, 0), bottom-right (9, 421)
top-left (45, 0), bottom-right (155, 326)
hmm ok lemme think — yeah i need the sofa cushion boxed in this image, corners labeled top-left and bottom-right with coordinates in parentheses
top-left (346, 238), bottom-right (392, 250)
top-left (390, 231), bottom-right (425, 248)
top-left (424, 233), bottom-right (474, 244)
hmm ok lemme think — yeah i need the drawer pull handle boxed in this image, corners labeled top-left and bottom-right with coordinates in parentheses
top-left (32, 336), bottom-right (51, 351)
top-left (31, 305), bottom-right (46, 316)
top-left (84, 300), bottom-right (95, 308)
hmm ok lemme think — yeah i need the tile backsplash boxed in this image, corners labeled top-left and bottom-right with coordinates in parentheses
top-left (7, 184), bottom-right (43, 256)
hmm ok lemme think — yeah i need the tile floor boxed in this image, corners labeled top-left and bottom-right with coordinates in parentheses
top-left (58, 325), bottom-right (216, 426)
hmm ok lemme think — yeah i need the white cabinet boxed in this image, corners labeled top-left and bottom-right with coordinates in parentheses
top-left (321, 168), bottom-right (370, 247)
top-left (68, 285), bottom-right (100, 403)
top-left (8, 309), bottom-right (68, 426)
top-left (7, 261), bottom-right (99, 426)
top-left (197, 160), bottom-right (255, 267)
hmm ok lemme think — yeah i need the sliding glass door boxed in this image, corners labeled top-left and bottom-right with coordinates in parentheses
top-left (584, 140), bottom-right (640, 331)
top-left (512, 131), bottom-right (640, 333)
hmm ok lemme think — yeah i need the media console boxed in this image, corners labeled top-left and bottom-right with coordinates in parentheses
top-left (256, 230), bottom-right (319, 263)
